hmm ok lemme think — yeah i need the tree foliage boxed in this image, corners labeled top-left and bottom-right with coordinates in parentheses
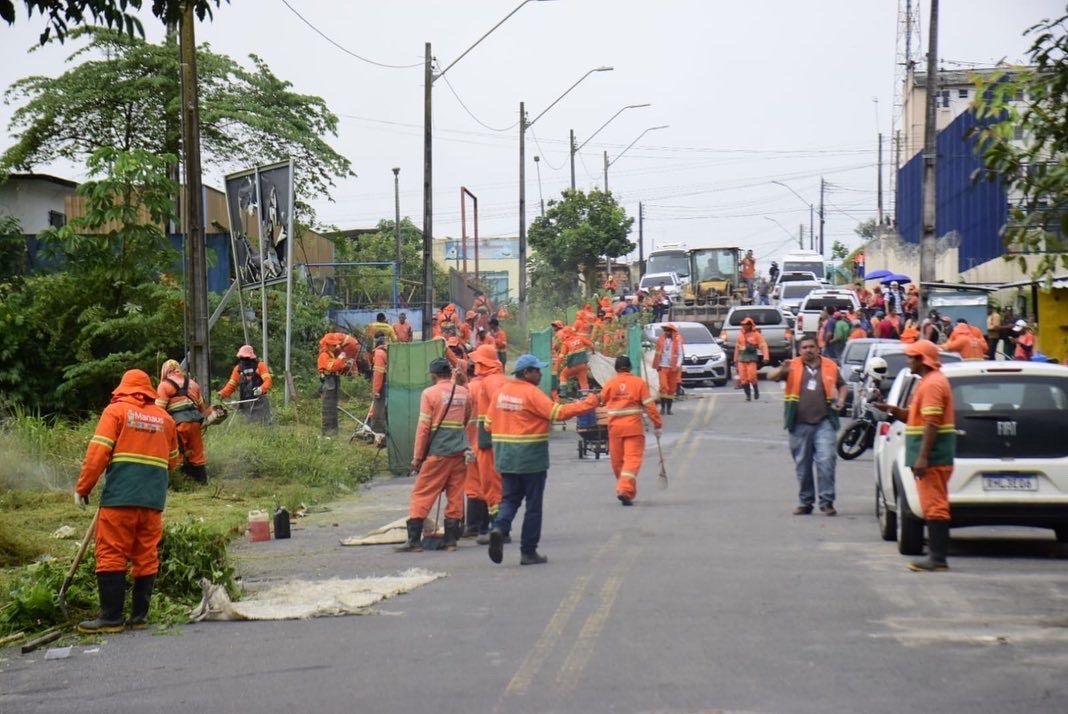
top-left (0, 0), bottom-right (228, 45)
top-left (830, 240), bottom-right (849, 261)
top-left (331, 218), bottom-right (448, 310)
top-left (971, 10), bottom-right (1068, 280)
top-left (854, 218), bottom-right (878, 241)
top-left (2, 27), bottom-right (353, 203)
top-left (527, 189), bottom-right (634, 300)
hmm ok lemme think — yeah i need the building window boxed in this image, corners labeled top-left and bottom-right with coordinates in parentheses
top-left (48, 210), bottom-right (66, 228)
top-left (938, 90), bottom-right (950, 108)
top-left (1014, 126), bottom-right (1025, 141)
top-left (958, 88), bottom-right (969, 98)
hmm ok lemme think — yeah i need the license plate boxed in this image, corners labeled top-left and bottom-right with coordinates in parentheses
top-left (982, 474), bottom-right (1037, 492)
top-left (684, 365), bottom-right (707, 373)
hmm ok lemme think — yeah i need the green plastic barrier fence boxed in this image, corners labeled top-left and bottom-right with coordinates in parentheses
top-left (386, 339), bottom-right (445, 475)
top-left (529, 326), bottom-right (553, 396)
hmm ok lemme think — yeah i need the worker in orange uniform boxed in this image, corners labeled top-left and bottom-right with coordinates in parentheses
top-left (468, 344), bottom-right (508, 543)
top-left (653, 323), bottom-right (684, 414)
top-left (433, 303), bottom-right (461, 338)
top-left (604, 274), bottom-right (618, 294)
top-left (549, 320), bottom-right (566, 400)
top-left (740, 249), bottom-right (757, 296)
top-left (318, 333), bottom-right (354, 436)
top-left (599, 355), bottom-right (662, 506)
top-left (462, 360), bottom-right (483, 537)
top-left (397, 358), bottom-right (472, 553)
top-left (74, 369), bottom-right (180, 633)
top-left (484, 354), bottom-right (599, 565)
top-left (733, 317), bottom-right (769, 402)
top-left (872, 340), bottom-right (955, 571)
top-left (219, 344), bottom-right (272, 424)
top-left (559, 326), bottom-right (595, 393)
top-left (392, 311), bottom-right (414, 343)
top-left (156, 359), bottom-right (208, 483)
top-left (472, 290), bottom-right (492, 329)
top-left (461, 310), bottom-right (478, 348)
top-left (942, 318), bottom-right (985, 359)
top-left (487, 316), bottom-right (508, 367)
top-left (369, 335), bottom-right (389, 435)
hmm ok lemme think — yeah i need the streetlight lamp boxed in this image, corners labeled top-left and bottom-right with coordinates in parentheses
top-left (423, 0), bottom-right (553, 335)
top-left (518, 65), bottom-right (614, 339)
top-left (533, 155), bottom-right (544, 217)
top-left (570, 103), bottom-right (650, 191)
top-left (770, 179), bottom-right (824, 256)
top-left (603, 124), bottom-right (669, 192)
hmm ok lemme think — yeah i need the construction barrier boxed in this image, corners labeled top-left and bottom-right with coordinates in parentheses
top-left (529, 326), bottom-right (553, 396)
top-left (386, 339), bottom-right (445, 475)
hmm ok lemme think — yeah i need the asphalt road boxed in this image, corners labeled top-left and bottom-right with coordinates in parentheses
top-left (4, 380), bottom-right (1068, 713)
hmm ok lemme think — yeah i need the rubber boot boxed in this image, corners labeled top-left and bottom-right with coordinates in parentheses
top-left (127, 574), bottom-right (156, 629)
top-left (665, 399), bottom-right (673, 415)
top-left (443, 518), bottom-right (462, 552)
top-left (752, 383), bottom-right (760, 400)
top-left (659, 398), bottom-right (666, 415)
top-left (743, 384), bottom-right (752, 402)
top-left (77, 571), bottom-right (126, 634)
top-left (909, 520), bottom-right (950, 572)
top-left (395, 518), bottom-right (424, 552)
top-left (462, 498), bottom-right (485, 538)
top-left (189, 464), bottom-right (207, 484)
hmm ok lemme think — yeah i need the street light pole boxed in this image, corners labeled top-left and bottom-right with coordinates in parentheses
top-left (533, 155), bottom-right (544, 216)
top-left (422, 0), bottom-right (551, 337)
top-left (603, 124), bottom-right (669, 192)
top-left (571, 103), bottom-right (650, 191)
top-left (518, 65), bottom-right (613, 341)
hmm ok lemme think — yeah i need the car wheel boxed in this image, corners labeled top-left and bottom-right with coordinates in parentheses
top-left (876, 482), bottom-right (897, 542)
top-left (896, 483), bottom-right (925, 555)
top-left (1054, 526), bottom-right (1068, 543)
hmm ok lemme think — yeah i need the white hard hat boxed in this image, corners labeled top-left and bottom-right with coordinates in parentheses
top-left (866, 357), bottom-right (888, 379)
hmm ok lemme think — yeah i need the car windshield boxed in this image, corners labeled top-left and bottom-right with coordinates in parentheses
top-left (640, 275), bottom-right (676, 290)
top-left (783, 261), bottom-right (825, 278)
top-left (782, 284), bottom-right (818, 299)
top-left (803, 297), bottom-right (855, 313)
top-left (953, 374), bottom-right (1068, 458)
top-left (646, 253), bottom-right (689, 279)
top-left (728, 309), bottom-right (784, 326)
top-left (678, 326), bottom-right (714, 343)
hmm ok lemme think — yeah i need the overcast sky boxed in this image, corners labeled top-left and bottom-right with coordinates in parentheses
top-left (0, 0), bottom-right (1058, 272)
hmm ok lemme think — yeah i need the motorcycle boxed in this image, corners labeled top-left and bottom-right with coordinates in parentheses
top-left (836, 361), bottom-right (888, 460)
top-left (837, 403), bottom-right (878, 460)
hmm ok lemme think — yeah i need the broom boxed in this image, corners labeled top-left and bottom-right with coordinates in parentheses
top-left (654, 432), bottom-right (668, 489)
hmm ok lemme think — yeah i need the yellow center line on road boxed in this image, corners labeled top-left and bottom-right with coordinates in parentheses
top-left (501, 532), bottom-right (625, 700)
top-left (554, 546), bottom-right (640, 693)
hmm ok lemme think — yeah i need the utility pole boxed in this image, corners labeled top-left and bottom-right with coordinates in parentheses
top-left (799, 224), bottom-right (804, 250)
top-left (393, 167), bottom-right (401, 279)
top-left (877, 132), bottom-right (884, 228)
top-left (518, 101), bottom-right (528, 339)
top-left (818, 178), bottom-right (826, 256)
top-left (422, 42), bottom-right (434, 336)
top-left (638, 202), bottom-right (644, 266)
top-left (179, 4), bottom-right (210, 400)
top-left (920, 0), bottom-right (940, 312)
top-left (569, 129), bottom-right (576, 192)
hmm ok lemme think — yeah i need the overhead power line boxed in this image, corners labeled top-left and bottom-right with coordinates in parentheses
top-left (278, 0), bottom-right (423, 69)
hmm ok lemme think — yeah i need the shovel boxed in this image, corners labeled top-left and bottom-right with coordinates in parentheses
top-left (59, 509), bottom-right (99, 619)
top-left (654, 433), bottom-right (668, 490)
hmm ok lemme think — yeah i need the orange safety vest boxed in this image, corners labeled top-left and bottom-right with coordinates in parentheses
top-left (600, 372), bottom-right (661, 437)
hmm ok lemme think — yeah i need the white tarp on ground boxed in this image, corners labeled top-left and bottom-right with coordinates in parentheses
top-left (588, 352), bottom-right (661, 399)
top-left (338, 516), bottom-right (442, 546)
top-left (189, 569), bottom-right (444, 621)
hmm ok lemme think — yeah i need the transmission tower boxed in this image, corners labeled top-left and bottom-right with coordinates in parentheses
top-left (889, 0), bottom-right (923, 223)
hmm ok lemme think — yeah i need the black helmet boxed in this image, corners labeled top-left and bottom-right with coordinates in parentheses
top-left (614, 355), bottom-right (632, 372)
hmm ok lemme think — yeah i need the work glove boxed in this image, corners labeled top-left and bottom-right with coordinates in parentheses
top-left (253, 387), bottom-right (263, 397)
top-left (464, 449), bottom-right (476, 465)
top-left (373, 393), bottom-right (381, 400)
top-left (74, 492), bottom-right (89, 510)
top-left (654, 428), bottom-right (662, 439)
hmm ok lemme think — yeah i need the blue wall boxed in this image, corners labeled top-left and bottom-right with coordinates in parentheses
top-left (170, 232), bottom-right (233, 294)
top-left (895, 110), bottom-right (1009, 273)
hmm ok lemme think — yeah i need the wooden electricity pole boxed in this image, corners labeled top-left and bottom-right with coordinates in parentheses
top-left (179, 3), bottom-right (211, 398)
top-left (920, 0), bottom-right (940, 314)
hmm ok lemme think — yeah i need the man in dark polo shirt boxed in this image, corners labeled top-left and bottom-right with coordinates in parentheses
top-left (768, 336), bottom-right (848, 516)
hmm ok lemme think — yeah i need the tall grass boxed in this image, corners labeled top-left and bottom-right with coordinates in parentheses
top-left (0, 406), bottom-right (91, 492)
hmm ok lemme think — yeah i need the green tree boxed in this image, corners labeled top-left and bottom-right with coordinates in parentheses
top-left (972, 9), bottom-right (1068, 280)
top-left (854, 218), bottom-right (878, 241)
top-left (2, 27), bottom-right (353, 202)
top-left (527, 189), bottom-right (634, 300)
top-left (1, 0), bottom-right (227, 45)
top-left (830, 240), bottom-right (849, 261)
top-left (331, 217), bottom-right (448, 310)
